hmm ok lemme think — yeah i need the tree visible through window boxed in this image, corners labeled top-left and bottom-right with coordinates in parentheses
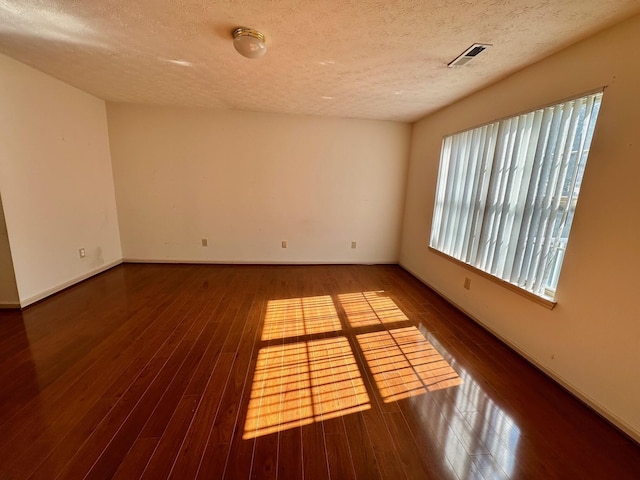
top-left (430, 91), bottom-right (603, 300)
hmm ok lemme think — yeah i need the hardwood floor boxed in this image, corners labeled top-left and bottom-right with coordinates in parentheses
top-left (0, 264), bottom-right (639, 479)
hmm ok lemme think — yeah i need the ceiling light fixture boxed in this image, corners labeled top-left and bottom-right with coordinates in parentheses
top-left (232, 27), bottom-right (267, 59)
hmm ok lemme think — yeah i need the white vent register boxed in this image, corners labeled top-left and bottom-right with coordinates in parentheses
top-left (448, 43), bottom-right (491, 67)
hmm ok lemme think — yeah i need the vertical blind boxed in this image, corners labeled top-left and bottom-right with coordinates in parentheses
top-left (430, 91), bottom-right (603, 299)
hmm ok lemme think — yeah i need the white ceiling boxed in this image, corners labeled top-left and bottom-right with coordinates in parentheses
top-left (1, 1), bottom-right (639, 122)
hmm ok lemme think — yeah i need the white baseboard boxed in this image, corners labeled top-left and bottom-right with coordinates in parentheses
top-left (122, 258), bottom-right (396, 265)
top-left (16, 258), bottom-right (393, 308)
top-left (399, 262), bottom-right (640, 445)
top-left (19, 259), bottom-right (123, 308)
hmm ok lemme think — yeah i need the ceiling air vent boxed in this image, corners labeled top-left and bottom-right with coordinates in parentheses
top-left (448, 43), bottom-right (492, 67)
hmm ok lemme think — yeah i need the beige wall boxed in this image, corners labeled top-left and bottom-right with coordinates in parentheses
top-left (0, 54), bottom-right (122, 306)
top-left (107, 105), bottom-right (411, 264)
top-left (400, 14), bottom-right (640, 440)
top-left (0, 193), bottom-right (19, 306)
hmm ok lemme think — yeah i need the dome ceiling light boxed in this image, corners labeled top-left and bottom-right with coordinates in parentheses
top-left (232, 27), bottom-right (267, 59)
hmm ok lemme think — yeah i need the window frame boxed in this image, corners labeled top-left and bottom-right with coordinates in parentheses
top-left (428, 89), bottom-right (605, 308)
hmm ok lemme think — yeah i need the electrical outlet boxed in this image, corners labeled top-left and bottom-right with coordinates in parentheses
top-left (79, 248), bottom-right (86, 258)
top-left (282, 240), bottom-right (287, 248)
top-left (351, 241), bottom-right (357, 249)
top-left (201, 238), bottom-right (208, 247)
top-left (464, 277), bottom-right (471, 289)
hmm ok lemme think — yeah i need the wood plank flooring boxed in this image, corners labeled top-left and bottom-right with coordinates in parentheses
top-left (0, 264), bottom-right (639, 479)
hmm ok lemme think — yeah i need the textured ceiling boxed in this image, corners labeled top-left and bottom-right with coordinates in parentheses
top-left (1, 1), bottom-right (639, 122)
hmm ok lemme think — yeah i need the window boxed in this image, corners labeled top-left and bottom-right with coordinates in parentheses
top-left (430, 91), bottom-right (603, 302)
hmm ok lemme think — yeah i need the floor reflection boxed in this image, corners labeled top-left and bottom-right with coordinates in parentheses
top-left (0, 309), bottom-right (40, 419)
top-left (419, 335), bottom-right (521, 479)
top-left (0, 308), bottom-right (54, 477)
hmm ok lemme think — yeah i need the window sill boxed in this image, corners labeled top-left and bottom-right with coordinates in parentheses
top-left (428, 247), bottom-right (557, 310)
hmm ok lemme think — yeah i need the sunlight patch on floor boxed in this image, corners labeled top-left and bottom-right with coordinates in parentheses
top-left (261, 295), bottom-right (342, 341)
top-left (246, 292), bottom-right (462, 439)
top-left (338, 291), bottom-right (408, 328)
top-left (357, 326), bottom-right (462, 403)
top-left (243, 337), bottom-right (370, 439)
